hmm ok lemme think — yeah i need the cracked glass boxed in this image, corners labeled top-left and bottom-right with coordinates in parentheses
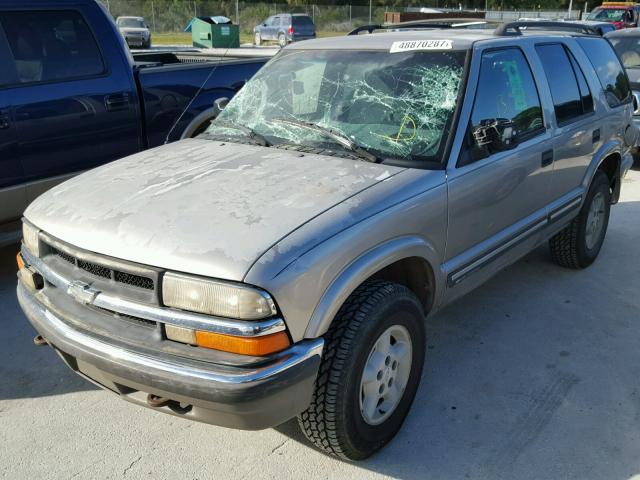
top-left (206, 48), bottom-right (467, 166)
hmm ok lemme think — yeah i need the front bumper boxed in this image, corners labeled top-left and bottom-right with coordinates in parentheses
top-left (17, 281), bottom-right (323, 430)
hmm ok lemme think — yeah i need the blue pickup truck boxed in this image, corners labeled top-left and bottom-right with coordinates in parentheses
top-left (0, 0), bottom-right (272, 239)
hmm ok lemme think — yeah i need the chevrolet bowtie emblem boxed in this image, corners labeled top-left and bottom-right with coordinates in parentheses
top-left (67, 280), bottom-right (100, 305)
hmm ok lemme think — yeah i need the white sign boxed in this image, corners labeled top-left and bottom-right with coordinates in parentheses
top-left (390, 39), bottom-right (453, 53)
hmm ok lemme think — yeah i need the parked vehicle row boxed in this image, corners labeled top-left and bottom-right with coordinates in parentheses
top-left (16, 20), bottom-right (636, 460)
top-left (0, 0), bottom-right (273, 235)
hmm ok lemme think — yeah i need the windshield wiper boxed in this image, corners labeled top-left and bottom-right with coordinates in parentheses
top-left (271, 117), bottom-right (382, 163)
top-left (211, 120), bottom-right (270, 147)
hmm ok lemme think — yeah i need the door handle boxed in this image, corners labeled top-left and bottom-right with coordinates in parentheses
top-left (592, 128), bottom-right (601, 144)
top-left (541, 149), bottom-right (554, 168)
top-left (104, 93), bottom-right (130, 111)
top-left (0, 109), bottom-right (9, 130)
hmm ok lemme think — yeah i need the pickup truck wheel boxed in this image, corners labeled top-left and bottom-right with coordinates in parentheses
top-left (298, 280), bottom-right (426, 460)
top-left (549, 170), bottom-right (611, 269)
top-left (254, 32), bottom-right (261, 46)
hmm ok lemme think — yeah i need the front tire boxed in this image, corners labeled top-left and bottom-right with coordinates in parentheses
top-left (298, 280), bottom-right (426, 460)
top-left (254, 32), bottom-right (262, 46)
top-left (549, 170), bottom-right (611, 269)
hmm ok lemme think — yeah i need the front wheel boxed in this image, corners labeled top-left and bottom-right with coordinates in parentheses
top-left (298, 280), bottom-right (426, 460)
top-left (254, 32), bottom-right (261, 46)
top-left (549, 170), bottom-right (611, 268)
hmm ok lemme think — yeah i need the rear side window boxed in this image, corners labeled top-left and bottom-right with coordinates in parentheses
top-left (536, 44), bottom-right (593, 124)
top-left (576, 37), bottom-right (631, 107)
top-left (0, 10), bottom-right (105, 85)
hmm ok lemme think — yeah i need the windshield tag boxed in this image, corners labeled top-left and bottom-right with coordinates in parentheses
top-left (390, 39), bottom-right (453, 53)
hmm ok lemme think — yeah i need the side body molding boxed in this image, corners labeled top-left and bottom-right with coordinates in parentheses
top-left (303, 236), bottom-right (440, 339)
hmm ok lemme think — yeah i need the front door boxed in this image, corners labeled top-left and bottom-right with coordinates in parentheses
top-left (444, 46), bottom-right (554, 297)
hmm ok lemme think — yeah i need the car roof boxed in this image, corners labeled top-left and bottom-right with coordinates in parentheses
top-left (287, 28), bottom-right (599, 51)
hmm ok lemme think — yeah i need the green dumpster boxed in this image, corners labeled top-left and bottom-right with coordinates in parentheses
top-left (190, 16), bottom-right (239, 48)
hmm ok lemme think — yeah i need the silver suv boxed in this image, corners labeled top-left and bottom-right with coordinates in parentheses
top-left (17, 23), bottom-right (636, 460)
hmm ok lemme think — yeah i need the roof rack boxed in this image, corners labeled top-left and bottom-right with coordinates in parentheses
top-left (347, 22), bottom-right (455, 35)
top-left (494, 21), bottom-right (599, 36)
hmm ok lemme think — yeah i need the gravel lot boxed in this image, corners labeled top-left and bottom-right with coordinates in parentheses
top-left (1, 169), bottom-right (639, 480)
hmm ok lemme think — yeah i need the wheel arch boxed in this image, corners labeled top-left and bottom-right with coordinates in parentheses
top-left (585, 141), bottom-right (623, 204)
top-left (303, 236), bottom-right (440, 339)
top-left (179, 107), bottom-right (219, 140)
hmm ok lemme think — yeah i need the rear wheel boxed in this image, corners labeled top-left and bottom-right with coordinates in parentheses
top-left (254, 32), bottom-right (262, 46)
top-left (549, 170), bottom-right (611, 269)
top-left (298, 280), bottom-right (426, 460)
top-left (278, 33), bottom-right (287, 48)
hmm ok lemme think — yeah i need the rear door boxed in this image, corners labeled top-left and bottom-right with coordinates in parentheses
top-left (0, 4), bottom-right (141, 201)
top-left (534, 41), bottom-right (598, 203)
top-left (0, 25), bottom-right (25, 224)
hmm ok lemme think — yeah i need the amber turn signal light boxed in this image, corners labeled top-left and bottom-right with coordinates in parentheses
top-left (16, 252), bottom-right (25, 271)
top-left (194, 330), bottom-right (290, 356)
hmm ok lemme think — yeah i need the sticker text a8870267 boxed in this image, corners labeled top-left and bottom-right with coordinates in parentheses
top-left (390, 39), bottom-right (453, 53)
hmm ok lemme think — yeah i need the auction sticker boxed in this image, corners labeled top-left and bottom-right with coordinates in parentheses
top-left (390, 39), bottom-right (453, 53)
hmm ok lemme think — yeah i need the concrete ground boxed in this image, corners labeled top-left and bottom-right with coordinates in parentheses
top-left (1, 170), bottom-right (639, 480)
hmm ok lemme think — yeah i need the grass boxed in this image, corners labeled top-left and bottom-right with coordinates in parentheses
top-left (152, 30), bottom-right (344, 46)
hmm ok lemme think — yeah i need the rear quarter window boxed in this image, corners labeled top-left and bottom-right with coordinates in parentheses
top-left (576, 37), bottom-right (631, 108)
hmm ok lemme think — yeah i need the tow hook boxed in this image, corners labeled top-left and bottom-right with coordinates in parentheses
top-left (146, 393), bottom-right (171, 408)
top-left (33, 334), bottom-right (47, 346)
top-left (146, 394), bottom-right (193, 414)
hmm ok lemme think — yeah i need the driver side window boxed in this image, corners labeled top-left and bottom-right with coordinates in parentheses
top-left (460, 47), bottom-right (544, 166)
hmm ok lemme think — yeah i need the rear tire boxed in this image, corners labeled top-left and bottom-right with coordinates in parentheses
top-left (298, 280), bottom-right (426, 460)
top-left (549, 170), bottom-right (611, 269)
top-left (278, 33), bottom-right (287, 48)
top-left (254, 32), bottom-right (261, 46)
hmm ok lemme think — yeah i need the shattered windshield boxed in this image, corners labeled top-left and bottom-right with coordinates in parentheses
top-left (206, 48), bottom-right (467, 165)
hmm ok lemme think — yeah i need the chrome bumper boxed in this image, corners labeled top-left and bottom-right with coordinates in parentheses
top-left (18, 281), bottom-right (323, 429)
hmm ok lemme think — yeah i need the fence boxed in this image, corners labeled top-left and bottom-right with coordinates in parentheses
top-left (97, 1), bottom-right (589, 39)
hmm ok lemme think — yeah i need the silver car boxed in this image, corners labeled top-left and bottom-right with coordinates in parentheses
top-left (16, 23), bottom-right (636, 460)
top-left (116, 16), bottom-right (151, 49)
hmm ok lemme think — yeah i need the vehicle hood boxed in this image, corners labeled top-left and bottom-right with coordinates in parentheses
top-left (119, 27), bottom-right (149, 34)
top-left (24, 139), bottom-right (404, 281)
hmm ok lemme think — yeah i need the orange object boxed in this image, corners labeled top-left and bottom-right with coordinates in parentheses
top-left (195, 330), bottom-right (290, 356)
top-left (16, 252), bottom-right (25, 271)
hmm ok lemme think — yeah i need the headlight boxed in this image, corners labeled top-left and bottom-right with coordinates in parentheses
top-left (22, 221), bottom-right (40, 257)
top-left (162, 272), bottom-right (277, 320)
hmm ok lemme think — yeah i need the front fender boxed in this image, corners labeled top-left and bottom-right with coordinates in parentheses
top-left (303, 236), bottom-right (440, 339)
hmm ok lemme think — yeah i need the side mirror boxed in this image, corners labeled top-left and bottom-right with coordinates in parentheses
top-left (471, 118), bottom-right (517, 154)
top-left (213, 97), bottom-right (229, 118)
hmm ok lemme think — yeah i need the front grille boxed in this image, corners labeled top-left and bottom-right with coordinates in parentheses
top-left (48, 244), bottom-right (154, 291)
top-left (114, 271), bottom-right (154, 290)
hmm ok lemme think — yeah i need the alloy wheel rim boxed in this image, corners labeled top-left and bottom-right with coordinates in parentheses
top-left (585, 192), bottom-right (605, 250)
top-left (359, 325), bottom-right (413, 426)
